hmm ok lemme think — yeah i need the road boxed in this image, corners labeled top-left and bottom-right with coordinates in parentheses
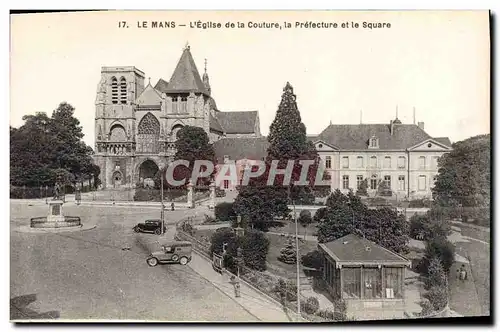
top-left (10, 202), bottom-right (257, 321)
top-left (450, 223), bottom-right (490, 316)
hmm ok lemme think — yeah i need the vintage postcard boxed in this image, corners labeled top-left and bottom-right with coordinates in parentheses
top-left (9, 10), bottom-right (490, 323)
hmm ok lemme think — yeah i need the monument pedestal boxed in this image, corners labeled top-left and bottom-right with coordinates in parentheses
top-left (47, 200), bottom-right (65, 227)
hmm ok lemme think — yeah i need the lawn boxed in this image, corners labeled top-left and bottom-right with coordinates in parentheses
top-left (269, 220), bottom-right (319, 237)
top-left (265, 233), bottom-right (318, 279)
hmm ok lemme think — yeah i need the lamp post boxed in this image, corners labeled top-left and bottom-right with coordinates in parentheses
top-left (160, 169), bottom-right (165, 234)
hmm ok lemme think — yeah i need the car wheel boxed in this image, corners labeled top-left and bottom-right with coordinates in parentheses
top-left (133, 226), bottom-right (140, 233)
top-left (147, 257), bottom-right (158, 267)
top-left (154, 228), bottom-right (162, 235)
top-left (171, 254), bottom-right (179, 262)
top-left (179, 257), bottom-right (189, 265)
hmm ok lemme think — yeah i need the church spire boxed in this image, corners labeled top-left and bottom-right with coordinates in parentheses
top-left (202, 58), bottom-right (211, 96)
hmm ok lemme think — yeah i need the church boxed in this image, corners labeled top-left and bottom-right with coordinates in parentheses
top-left (93, 46), bottom-right (262, 188)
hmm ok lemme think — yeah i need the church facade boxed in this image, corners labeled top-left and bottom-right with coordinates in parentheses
top-left (93, 46), bottom-right (261, 188)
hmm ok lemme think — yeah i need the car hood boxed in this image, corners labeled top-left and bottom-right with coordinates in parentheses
top-left (150, 251), bottom-right (164, 256)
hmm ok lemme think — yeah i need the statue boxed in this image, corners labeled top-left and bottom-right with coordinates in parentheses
top-left (95, 76), bottom-right (106, 104)
top-left (53, 182), bottom-right (62, 200)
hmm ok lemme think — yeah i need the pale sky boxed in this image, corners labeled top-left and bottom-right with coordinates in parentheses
top-left (10, 10), bottom-right (490, 148)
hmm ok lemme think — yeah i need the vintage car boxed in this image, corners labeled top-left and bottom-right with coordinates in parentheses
top-left (146, 241), bottom-right (193, 266)
top-left (133, 219), bottom-right (162, 235)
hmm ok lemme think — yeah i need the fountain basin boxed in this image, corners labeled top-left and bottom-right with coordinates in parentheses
top-left (30, 216), bottom-right (81, 228)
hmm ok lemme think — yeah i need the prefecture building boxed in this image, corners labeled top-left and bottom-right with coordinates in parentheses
top-left (93, 46), bottom-right (452, 200)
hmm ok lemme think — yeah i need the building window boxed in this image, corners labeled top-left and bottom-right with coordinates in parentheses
top-left (342, 175), bottom-right (349, 189)
top-left (356, 156), bottom-right (364, 168)
top-left (325, 156), bottom-right (332, 169)
top-left (418, 156), bottom-right (426, 170)
top-left (383, 156), bottom-right (391, 169)
top-left (172, 97), bottom-right (178, 113)
top-left (369, 136), bottom-right (379, 148)
top-left (384, 267), bottom-right (403, 299)
top-left (342, 156), bottom-right (349, 169)
top-left (364, 268), bottom-right (382, 299)
top-left (357, 175), bottom-right (364, 189)
top-left (342, 267), bottom-right (361, 299)
top-left (418, 175), bottom-right (427, 191)
top-left (180, 96), bottom-right (188, 112)
top-left (223, 180), bottom-right (229, 189)
top-left (111, 77), bottom-right (118, 104)
top-left (119, 77), bottom-right (127, 104)
top-left (432, 156), bottom-right (439, 169)
top-left (370, 175), bottom-right (378, 190)
top-left (398, 175), bottom-right (405, 191)
top-left (398, 156), bottom-right (406, 169)
top-left (384, 175), bottom-right (391, 188)
top-left (370, 156), bottom-right (377, 168)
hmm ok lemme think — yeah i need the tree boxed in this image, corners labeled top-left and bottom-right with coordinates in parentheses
top-left (356, 178), bottom-right (368, 197)
top-left (10, 103), bottom-right (98, 187)
top-left (209, 227), bottom-right (240, 272)
top-left (432, 134), bottom-right (490, 224)
top-left (425, 257), bottom-right (447, 290)
top-left (171, 126), bottom-right (216, 187)
top-left (317, 190), bottom-right (409, 254)
top-left (298, 209), bottom-right (313, 239)
top-left (214, 202), bottom-right (236, 222)
top-left (301, 249), bottom-right (323, 270)
top-left (377, 179), bottom-right (392, 197)
top-left (240, 229), bottom-right (270, 271)
top-left (421, 235), bottom-right (455, 274)
top-left (278, 238), bottom-right (297, 264)
top-left (234, 82), bottom-right (320, 230)
top-left (409, 213), bottom-right (451, 241)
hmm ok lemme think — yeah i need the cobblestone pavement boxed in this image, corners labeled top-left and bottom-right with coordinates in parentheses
top-left (10, 201), bottom-right (258, 321)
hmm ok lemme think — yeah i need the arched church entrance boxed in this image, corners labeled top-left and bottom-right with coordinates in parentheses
top-left (171, 124), bottom-right (184, 140)
top-left (112, 171), bottom-right (123, 188)
top-left (138, 159), bottom-right (159, 186)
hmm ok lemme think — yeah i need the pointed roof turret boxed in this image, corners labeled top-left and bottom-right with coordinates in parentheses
top-left (165, 45), bottom-right (209, 95)
top-left (202, 58), bottom-right (211, 96)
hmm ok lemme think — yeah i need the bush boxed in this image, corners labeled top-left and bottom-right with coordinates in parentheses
top-left (133, 188), bottom-right (160, 201)
top-left (409, 199), bottom-right (432, 208)
top-left (240, 229), bottom-right (270, 271)
top-left (298, 210), bottom-right (313, 228)
top-left (316, 309), bottom-right (335, 320)
top-left (421, 235), bottom-right (455, 274)
top-left (209, 227), bottom-right (240, 273)
top-left (313, 207), bottom-right (328, 222)
top-left (313, 186), bottom-right (331, 198)
top-left (301, 250), bottom-right (323, 270)
top-left (278, 239), bottom-right (297, 264)
top-left (409, 213), bottom-right (451, 241)
top-left (356, 179), bottom-right (368, 197)
top-left (425, 257), bottom-right (446, 290)
top-left (273, 278), bottom-right (297, 303)
top-left (424, 286), bottom-right (448, 311)
top-left (333, 299), bottom-right (348, 321)
top-left (301, 296), bottom-right (320, 314)
top-left (215, 202), bottom-right (236, 221)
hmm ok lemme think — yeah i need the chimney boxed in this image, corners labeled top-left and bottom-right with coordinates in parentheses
top-left (418, 122), bottom-right (425, 130)
top-left (390, 120), bottom-right (394, 135)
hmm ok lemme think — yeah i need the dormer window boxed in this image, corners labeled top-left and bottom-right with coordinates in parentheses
top-left (369, 136), bottom-right (379, 149)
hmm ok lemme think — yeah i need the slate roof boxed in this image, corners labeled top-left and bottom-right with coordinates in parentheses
top-left (135, 83), bottom-right (162, 106)
top-left (165, 47), bottom-right (209, 95)
top-left (319, 234), bottom-right (410, 265)
top-left (433, 137), bottom-right (452, 147)
top-left (213, 137), bottom-right (269, 162)
top-left (209, 113), bottom-right (224, 133)
top-left (216, 111), bottom-right (259, 134)
top-left (317, 124), bottom-right (433, 150)
top-left (154, 78), bottom-right (169, 94)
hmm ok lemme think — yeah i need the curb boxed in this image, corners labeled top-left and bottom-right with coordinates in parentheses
top-left (15, 224), bottom-right (97, 234)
